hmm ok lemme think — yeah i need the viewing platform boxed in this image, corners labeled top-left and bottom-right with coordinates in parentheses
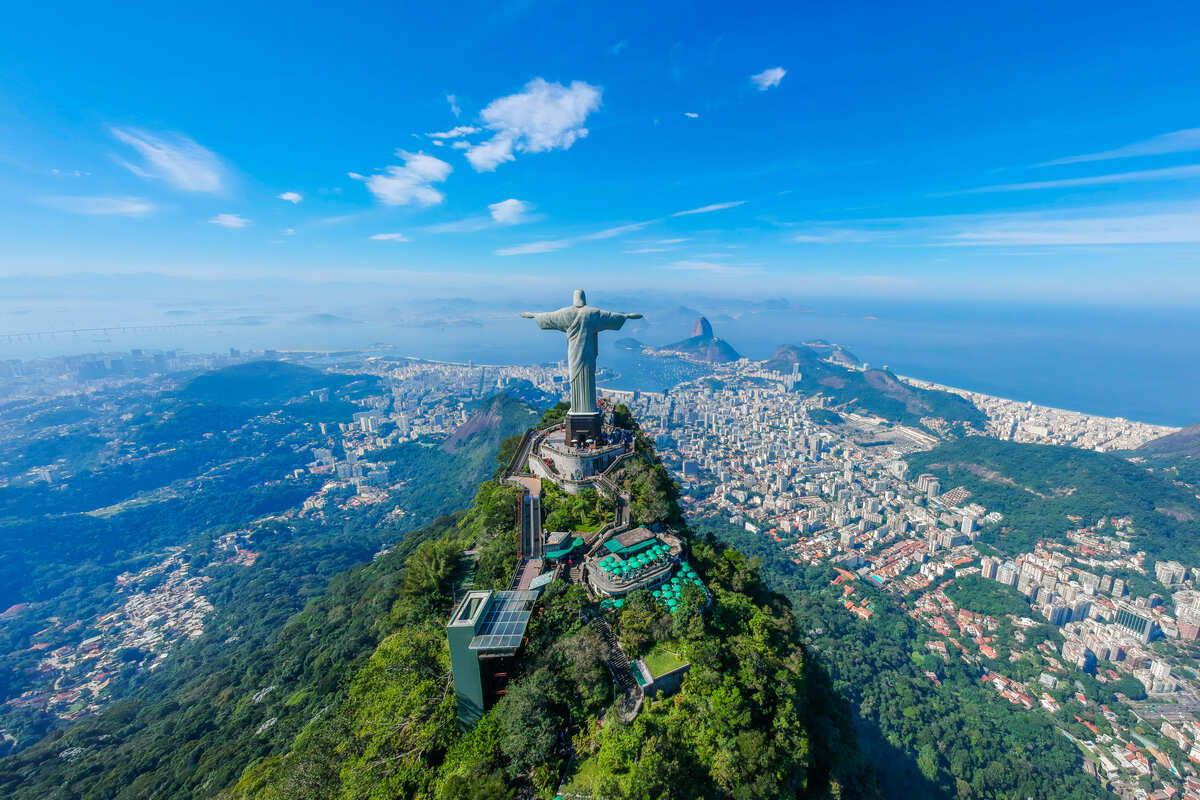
top-left (527, 422), bottom-right (634, 491)
top-left (585, 526), bottom-right (683, 597)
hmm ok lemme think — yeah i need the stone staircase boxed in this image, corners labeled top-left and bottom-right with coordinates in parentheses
top-left (592, 618), bottom-right (642, 721)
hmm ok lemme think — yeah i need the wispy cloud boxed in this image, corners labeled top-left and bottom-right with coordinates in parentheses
top-left (654, 237), bottom-right (690, 244)
top-left (1040, 128), bottom-right (1200, 166)
top-left (671, 200), bottom-right (745, 216)
top-left (580, 221), bottom-right (652, 240)
top-left (40, 195), bottom-right (155, 217)
top-left (494, 217), bottom-right (651, 255)
top-left (750, 67), bottom-right (785, 91)
top-left (369, 232), bottom-right (409, 241)
top-left (937, 208), bottom-right (1200, 245)
top-left (446, 94), bottom-right (461, 117)
top-left (465, 78), bottom-right (602, 172)
top-left (624, 247), bottom-right (669, 254)
top-left (209, 213), bottom-right (249, 228)
top-left (424, 217), bottom-right (492, 234)
top-left (277, 191), bottom-right (302, 203)
top-left (611, 40), bottom-right (629, 55)
top-left (684, 112), bottom-right (699, 119)
top-left (791, 228), bottom-right (883, 243)
top-left (427, 125), bottom-right (479, 139)
top-left (489, 198), bottom-right (533, 224)
top-left (940, 165), bottom-right (1200, 195)
top-left (350, 150), bottom-right (452, 206)
top-left (662, 259), bottom-right (762, 275)
top-left (495, 239), bottom-right (570, 256)
top-left (111, 127), bottom-right (225, 193)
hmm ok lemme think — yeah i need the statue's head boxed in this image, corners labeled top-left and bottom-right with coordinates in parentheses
top-left (573, 288), bottom-right (586, 307)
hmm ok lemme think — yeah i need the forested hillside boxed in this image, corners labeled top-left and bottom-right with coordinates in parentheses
top-left (0, 365), bottom-right (537, 775)
top-left (699, 519), bottom-right (1114, 800)
top-left (2, 413), bottom-right (879, 799)
top-left (765, 344), bottom-right (985, 432)
top-left (906, 438), bottom-right (1200, 565)
top-left (227, 432), bottom-right (876, 800)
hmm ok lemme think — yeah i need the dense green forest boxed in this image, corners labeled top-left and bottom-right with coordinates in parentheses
top-left (0, 364), bottom-right (534, 757)
top-left (697, 518), bottom-right (1115, 800)
top-left (224, 445), bottom-right (876, 799)
top-left (906, 438), bottom-right (1200, 565)
top-left (1, 412), bottom-right (879, 799)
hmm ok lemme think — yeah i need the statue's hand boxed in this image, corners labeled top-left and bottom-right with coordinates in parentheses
top-left (519, 312), bottom-right (536, 318)
top-left (625, 313), bottom-right (643, 320)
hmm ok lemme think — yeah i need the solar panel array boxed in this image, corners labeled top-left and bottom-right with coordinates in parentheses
top-left (469, 590), bottom-right (537, 651)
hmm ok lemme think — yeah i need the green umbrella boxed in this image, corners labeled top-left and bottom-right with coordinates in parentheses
top-left (652, 590), bottom-right (661, 598)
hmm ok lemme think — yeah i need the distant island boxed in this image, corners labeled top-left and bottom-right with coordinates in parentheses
top-left (614, 336), bottom-right (643, 351)
top-left (652, 316), bottom-right (740, 362)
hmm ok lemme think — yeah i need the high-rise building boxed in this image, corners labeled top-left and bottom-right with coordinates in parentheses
top-left (1155, 560), bottom-right (1189, 586)
top-left (1115, 602), bottom-right (1159, 643)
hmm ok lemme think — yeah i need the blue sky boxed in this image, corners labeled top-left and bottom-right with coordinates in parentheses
top-left (3, 0), bottom-right (1200, 304)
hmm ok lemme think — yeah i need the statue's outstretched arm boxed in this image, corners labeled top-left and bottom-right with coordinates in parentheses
top-left (522, 307), bottom-right (573, 331)
top-left (624, 313), bottom-right (643, 319)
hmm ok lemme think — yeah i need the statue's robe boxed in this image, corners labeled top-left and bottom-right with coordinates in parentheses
top-left (531, 305), bottom-right (631, 414)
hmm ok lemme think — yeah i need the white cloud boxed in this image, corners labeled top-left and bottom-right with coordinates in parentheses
top-left (662, 260), bottom-right (762, 275)
top-left (684, 112), bottom-right (699, 119)
top-left (427, 125), bottom-right (480, 139)
top-left (424, 217), bottom-right (492, 233)
top-left (40, 195), bottom-right (155, 217)
top-left (1040, 128), bottom-right (1200, 166)
top-left (654, 237), bottom-right (689, 244)
top-left (938, 209), bottom-right (1200, 245)
top-left (450, 141), bottom-right (470, 150)
top-left (447, 94), bottom-right (461, 117)
top-left (494, 239), bottom-right (569, 256)
top-left (209, 213), bottom-right (249, 228)
top-left (750, 67), bottom-right (786, 91)
top-left (791, 228), bottom-right (882, 243)
top-left (580, 221), bottom-right (652, 240)
top-left (465, 78), bottom-right (602, 172)
top-left (277, 191), bottom-right (302, 204)
top-left (351, 150), bottom-right (452, 206)
top-left (283, 228), bottom-right (296, 236)
top-left (941, 164), bottom-right (1200, 195)
top-left (110, 127), bottom-right (225, 193)
top-left (488, 198), bottom-right (534, 225)
top-left (624, 247), bottom-right (669, 254)
top-left (464, 137), bottom-right (516, 172)
top-left (369, 232), bottom-right (409, 241)
top-left (671, 200), bottom-right (745, 216)
top-left (611, 40), bottom-right (629, 55)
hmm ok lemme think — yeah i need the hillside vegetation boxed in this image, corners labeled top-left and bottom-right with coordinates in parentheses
top-left (766, 345), bottom-right (985, 432)
top-left (906, 437), bottom-right (1200, 565)
top-left (1, 412), bottom-right (879, 799)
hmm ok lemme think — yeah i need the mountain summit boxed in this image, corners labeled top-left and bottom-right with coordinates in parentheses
top-left (659, 316), bottom-right (741, 362)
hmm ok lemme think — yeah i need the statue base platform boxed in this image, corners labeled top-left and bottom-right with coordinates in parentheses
top-left (565, 412), bottom-right (602, 446)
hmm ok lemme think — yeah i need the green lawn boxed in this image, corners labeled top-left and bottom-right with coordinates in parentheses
top-left (561, 753), bottom-right (629, 796)
top-left (642, 644), bottom-right (688, 678)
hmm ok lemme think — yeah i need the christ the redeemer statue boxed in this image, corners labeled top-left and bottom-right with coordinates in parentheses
top-left (521, 289), bottom-right (642, 443)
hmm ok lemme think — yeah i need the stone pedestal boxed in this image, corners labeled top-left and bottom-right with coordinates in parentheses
top-left (565, 412), bottom-right (602, 446)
